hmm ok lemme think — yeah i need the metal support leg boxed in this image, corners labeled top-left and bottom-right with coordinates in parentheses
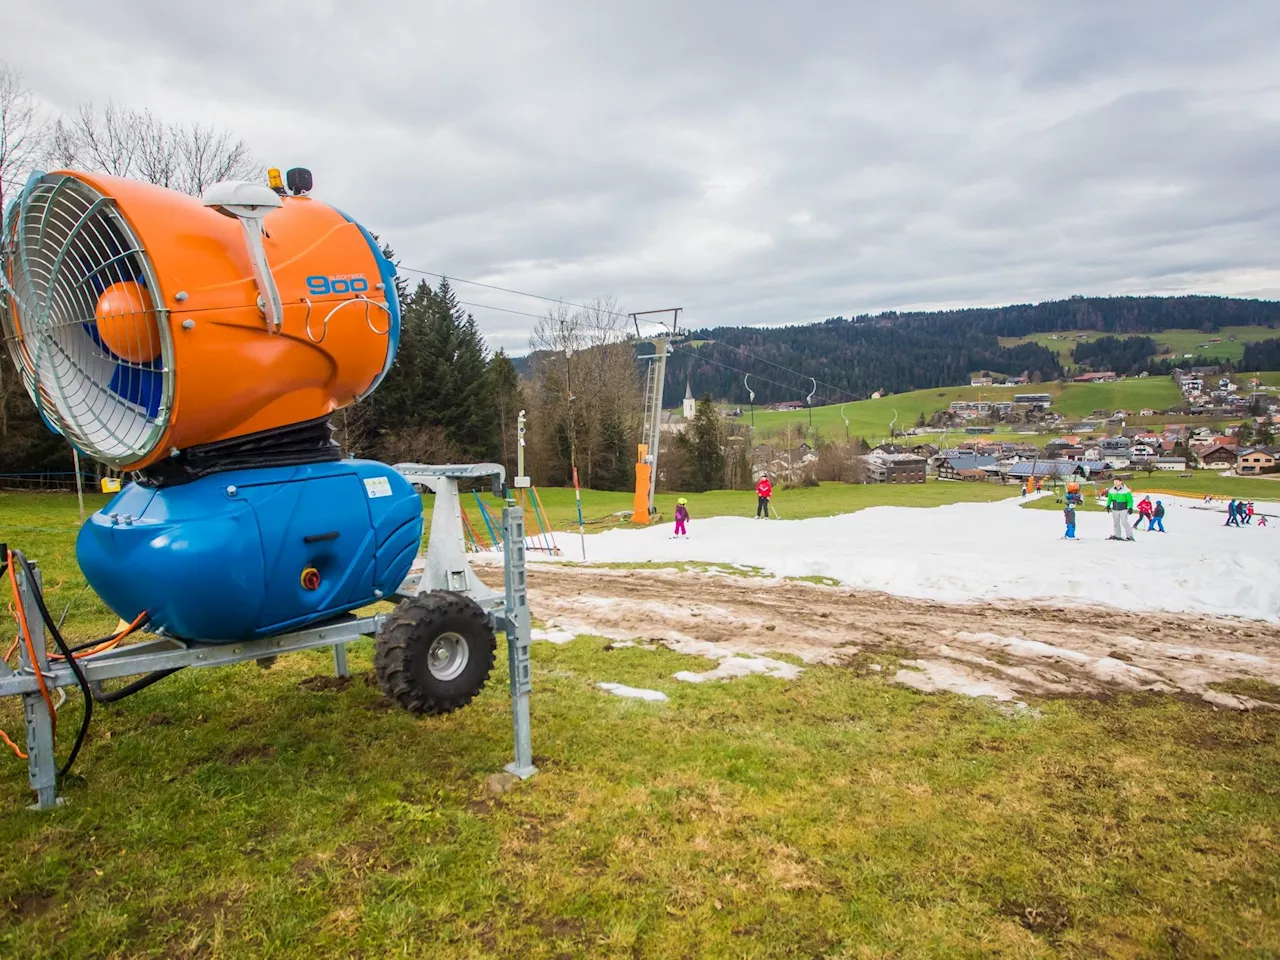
top-left (16, 562), bottom-right (59, 810)
top-left (501, 503), bottom-right (537, 779)
top-left (332, 643), bottom-right (349, 679)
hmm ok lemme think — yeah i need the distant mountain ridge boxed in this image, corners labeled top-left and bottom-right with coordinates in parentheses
top-left (671, 295), bottom-right (1280, 406)
top-left (517, 295), bottom-right (1280, 406)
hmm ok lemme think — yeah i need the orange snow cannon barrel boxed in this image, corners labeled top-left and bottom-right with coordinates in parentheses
top-left (1, 170), bottom-right (398, 471)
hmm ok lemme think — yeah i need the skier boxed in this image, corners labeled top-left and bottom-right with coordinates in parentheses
top-left (1063, 499), bottom-right (1077, 540)
top-left (1259, 513), bottom-right (1269, 527)
top-left (1246, 501), bottom-right (1255, 524)
top-left (1150, 500), bottom-right (1166, 533)
top-left (1106, 479), bottom-right (1135, 541)
top-left (1135, 495), bottom-right (1154, 530)
top-left (756, 474), bottom-right (773, 519)
top-left (1226, 500), bottom-right (1240, 527)
top-left (673, 497), bottom-right (690, 538)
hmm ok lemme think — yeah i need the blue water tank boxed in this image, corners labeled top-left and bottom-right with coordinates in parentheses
top-left (77, 461), bottom-right (423, 643)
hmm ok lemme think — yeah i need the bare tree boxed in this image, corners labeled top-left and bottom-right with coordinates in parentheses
top-left (0, 62), bottom-right (45, 207)
top-left (528, 296), bottom-right (640, 488)
top-left (50, 100), bottom-right (261, 197)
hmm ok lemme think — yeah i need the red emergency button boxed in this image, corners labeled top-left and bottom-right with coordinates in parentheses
top-left (300, 567), bottom-right (321, 591)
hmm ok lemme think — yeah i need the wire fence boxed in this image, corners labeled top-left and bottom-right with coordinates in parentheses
top-left (0, 472), bottom-right (99, 493)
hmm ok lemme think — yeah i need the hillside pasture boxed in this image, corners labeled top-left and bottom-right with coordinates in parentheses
top-left (999, 326), bottom-right (1280, 366)
top-left (749, 378), bottom-right (1185, 443)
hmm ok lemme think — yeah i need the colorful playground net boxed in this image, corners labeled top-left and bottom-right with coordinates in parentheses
top-left (459, 486), bottom-right (560, 556)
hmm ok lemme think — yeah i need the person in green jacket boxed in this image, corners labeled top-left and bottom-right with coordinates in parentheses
top-left (1106, 480), bottom-right (1135, 541)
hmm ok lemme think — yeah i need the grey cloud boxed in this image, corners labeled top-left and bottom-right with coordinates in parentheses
top-left (4, 0), bottom-right (1280, 351)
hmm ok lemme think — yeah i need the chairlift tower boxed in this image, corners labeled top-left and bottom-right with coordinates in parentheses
top-left (631, 308), bottom-right (682, 522)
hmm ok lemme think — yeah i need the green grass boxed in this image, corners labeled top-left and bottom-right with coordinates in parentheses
top-left (472, 480), bottom-right (1020, 535)
top-left (1000, 326), bottom-right (1280, 365)
top-left (1209, 678), bottom-right (1280, 705)
top-left (749, 378), bottom-right (1186, 443)
top-left (3, 496), bottom-right (1280, 955)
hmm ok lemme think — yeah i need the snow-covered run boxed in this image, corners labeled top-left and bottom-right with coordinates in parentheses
top-left (597, 682), bottom-right (667, 702)
top-left (541, 495), bottom-right (1280, 622)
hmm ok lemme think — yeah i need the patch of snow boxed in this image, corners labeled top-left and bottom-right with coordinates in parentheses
top-left (531, 627), bottom-right (576, 645)
top-left (672, 654), bottom-right (802, 684)
top-left (539, 496), bottom-right (1280, 622)
top-left (597, 682), bottom-right (668, 702)
top-left (894, 659), bottom-right (1022, 703)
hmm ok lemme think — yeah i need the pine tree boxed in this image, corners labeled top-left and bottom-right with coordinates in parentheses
top-left (682, 395), bottom-right (725, 492)
top-left (487, 350), bottom-right (524, 476)
top-left (1258, 416), bottom-right (1275, 448)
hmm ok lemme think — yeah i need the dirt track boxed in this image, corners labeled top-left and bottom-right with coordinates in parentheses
top-left (508, 565), bottom-right (1280, 710)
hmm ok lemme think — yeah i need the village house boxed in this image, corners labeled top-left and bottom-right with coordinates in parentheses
top-left (1237, 448), bottom-right (1279, 476)
top-left (1073, 371), bottom-right (1118, 383)
top-left (860, 452), bottom-right (927, 484)
top-left (936, 453), bottom-right (998, 481)
top-left (1098, 436), bottom-right (1132, 455)
top-left (1197, 445), bottom-right (1238, 470)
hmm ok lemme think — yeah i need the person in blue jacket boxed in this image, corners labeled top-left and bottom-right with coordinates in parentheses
top-left (1150, 500), bottom-right (1165, 533)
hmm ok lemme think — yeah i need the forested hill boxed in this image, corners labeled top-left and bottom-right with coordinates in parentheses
top-left (662, 295), bottom-right (1280, 406)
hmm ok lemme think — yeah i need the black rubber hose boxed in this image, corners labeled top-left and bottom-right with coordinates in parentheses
top-left (13, 551), bottom-right (93, 778)
top-left (66, 620), bottom-right (150, 654)
top-left (92, 668), bottom-right (183, 703)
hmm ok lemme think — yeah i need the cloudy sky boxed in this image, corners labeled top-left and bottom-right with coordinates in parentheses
top-left (6, 1), bottom-right (1280, 352)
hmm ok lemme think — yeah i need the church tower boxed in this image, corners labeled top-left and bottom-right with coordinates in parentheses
top-left (683, 382), bottom-right (696, 419)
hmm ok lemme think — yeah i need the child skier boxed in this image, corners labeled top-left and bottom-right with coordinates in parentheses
top-left (1150, 500), bottom-right (1165, 533)
top-left (1135, 496), bottom-right (1153, 530)
top-left (1246, 501), bottom-right (1255, 524)
top-left (1063, 500), bottom-right (1077, 540)
top-left (673, 497), bottom-right (690, 538)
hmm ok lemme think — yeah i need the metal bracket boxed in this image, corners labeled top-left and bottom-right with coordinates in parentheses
top-left (393, 463), bottom-right (505, 606)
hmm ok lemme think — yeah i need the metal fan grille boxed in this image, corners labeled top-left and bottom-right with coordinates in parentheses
top-left (1, 174), bottom-right (172, 467)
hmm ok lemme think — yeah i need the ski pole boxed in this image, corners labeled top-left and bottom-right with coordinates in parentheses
top-left (573, 467), bottom-right (586, 560)
top-left (770, 502), bottom-right (782, 519)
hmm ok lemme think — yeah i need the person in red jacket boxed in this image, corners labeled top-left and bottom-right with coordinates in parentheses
top-left (756, 474), bottom-right (773, 518)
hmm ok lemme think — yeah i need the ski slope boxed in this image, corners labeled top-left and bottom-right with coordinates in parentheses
top-left (542, 495), bottom-right (1280, 622)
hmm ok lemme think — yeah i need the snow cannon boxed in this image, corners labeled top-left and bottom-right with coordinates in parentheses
top-left (1, 169), bottom-right (420, 642)
top-left (2, 169), bottom-right (398, 470)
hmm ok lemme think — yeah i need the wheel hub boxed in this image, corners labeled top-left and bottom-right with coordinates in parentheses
top-left (427, 631), bottom-right (469, 681)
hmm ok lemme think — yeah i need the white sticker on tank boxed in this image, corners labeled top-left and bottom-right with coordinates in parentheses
top-left (363, 476), bottom-right (393, 499)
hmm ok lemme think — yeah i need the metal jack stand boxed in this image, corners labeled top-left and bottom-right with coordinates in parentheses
top-left (5, 561), bottom-right (60, 809)
top-left (501, 501), bottom-right (536, 778)
top-left (394, 463), bottom-right (535, 778)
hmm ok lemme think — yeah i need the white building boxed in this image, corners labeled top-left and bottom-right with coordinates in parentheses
top-left (683, 382), bottom-right (696, 418)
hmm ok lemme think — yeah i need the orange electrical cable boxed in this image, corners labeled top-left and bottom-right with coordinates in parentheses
top-left (48, 610), bottom-right (148, 661)
top-left (0, 729), bottom-right (27, 760)
top-left (5, 549), bottom-right (56, 739)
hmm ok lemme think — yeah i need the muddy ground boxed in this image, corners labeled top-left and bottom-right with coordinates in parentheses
top-left (491, 565), bottom-right (1280, 710)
